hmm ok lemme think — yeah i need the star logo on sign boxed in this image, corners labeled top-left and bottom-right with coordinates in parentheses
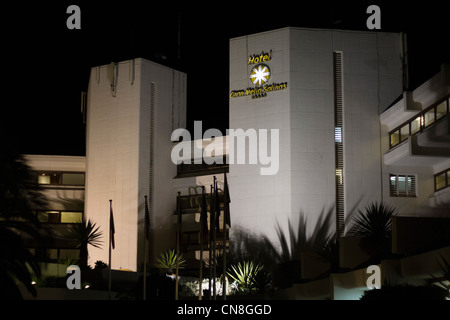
top-left (250, 64), bottom-right (270, 86)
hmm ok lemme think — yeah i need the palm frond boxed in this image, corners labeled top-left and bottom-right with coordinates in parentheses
top-left (227, 261), bottom-right (263, 292)
top-left (154, 249), bottom-right (187, 271)
top-left (348, 202), bottom-right (397, 238)
top-left (68, 218), bottom-right (103, 249)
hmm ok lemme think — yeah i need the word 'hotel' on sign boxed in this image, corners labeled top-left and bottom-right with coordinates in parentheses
top-left (248, 50), bottom-right (272, 65)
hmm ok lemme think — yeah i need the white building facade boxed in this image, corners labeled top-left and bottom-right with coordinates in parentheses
top-left (380, 65), bottom-right (450, 215)
top-left (85, 58), bottom-right (186, 271)
top-left (228, 27), bottom-right (427, 251)
top-left (72, 27), bottom-right (448, 272)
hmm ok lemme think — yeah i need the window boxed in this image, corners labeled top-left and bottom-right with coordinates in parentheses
top-left (388, 95), bottom-right (449, 149)
top-left (390, 130), bottom-right (400, 148)
top-left (37, 171), bottom-right (85, 186)
top-left (434, 169), bottom-right (450, 191)
top-left (334, 127), bottom-right (342, 143)
top-left (424, 109), bottom-right (435, 127)
top-left (60, 211), bottom-right (83, 223)
top-left (410, 116), bottom-right (421, 135)
top-left (436, 100), bottom-right (447, 120)
top-left (400, 123), bottom-right (409, 142)
top-left (38, 173), bottom-right (61, 185)
top-left (61, 173), bottom-right (85, 186)
top-left (390, 174), bottom-right (416, 197)
top-left (37, 211), bottom-right (83, 223)
top-left (334, 51), bottom-right (345, 238)
top-left (335, 169), bottom-right (343, 184)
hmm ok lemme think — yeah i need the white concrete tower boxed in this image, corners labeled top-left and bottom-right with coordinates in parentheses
top-left (85, 58), bottom-right (186, 271)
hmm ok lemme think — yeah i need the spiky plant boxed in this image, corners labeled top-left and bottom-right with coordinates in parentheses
top-left (430, 255), bottom-right (450, 296)
top-left (348, 202), bottom-right (397, 259)
top-left (348, 202), bottom-right (397, 238)
top-left (68, 218), bottom-right (103, 270)
top-left (155, 249), bottom-right (187, 274)
top-left (227, 261), bottom-right (265, 294)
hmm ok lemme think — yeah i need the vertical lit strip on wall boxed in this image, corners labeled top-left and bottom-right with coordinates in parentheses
top-left (333, 51), bottom-right (345, 238)
top-left (148, 82), bottom-right (156, 262)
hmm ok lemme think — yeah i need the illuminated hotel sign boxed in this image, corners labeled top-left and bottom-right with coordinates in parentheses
top-left (230, 50), bottom-right (288, 99)
top-left (248, 51), bottom-right (272, 65)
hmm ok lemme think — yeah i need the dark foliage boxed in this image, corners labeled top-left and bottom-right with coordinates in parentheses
top-left (0, 151), bottom-right (47, 299)
top-left (360, 284), bottom-right (447, 300)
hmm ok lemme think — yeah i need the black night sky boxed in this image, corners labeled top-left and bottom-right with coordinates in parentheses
top-left (2, 1), bottom-right (449, 156)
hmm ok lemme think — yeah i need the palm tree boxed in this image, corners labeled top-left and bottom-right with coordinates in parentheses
top-left (0, 151), bottom-right (47, 299)
top-left (0, 222), bottom-right (41, 299)
top-left (67, 218), bottom-right (103, 270)
top-left (347, 202), bottom-right (398, 261)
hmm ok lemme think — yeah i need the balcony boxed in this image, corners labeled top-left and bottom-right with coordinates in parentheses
top-left (384, 113), bottom-right (450, 167)
top-left (429, 186), bottom-right (450, 208)
top-left (176, 158), bottom-right (228, 178)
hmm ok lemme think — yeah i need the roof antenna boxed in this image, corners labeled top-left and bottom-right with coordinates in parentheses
top-left (177, 12), bottom-right (181, 64)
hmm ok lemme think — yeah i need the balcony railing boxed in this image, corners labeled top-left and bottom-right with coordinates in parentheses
top-left (389, 96), bottom-right (449, 149)
top-left (176, 156), bottom-right (228, 178)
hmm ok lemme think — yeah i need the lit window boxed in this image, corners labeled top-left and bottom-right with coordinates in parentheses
top-left (434, 169), bottom-right (450, 191)
top-left (390, 130), bottom-right (400, 148)
top-left (37, 172), bottom-right (84, 186)
top-left (37, 211), bottom-right (83, 224)
top-left (37, 172), bottom-right (61, 185)
top-left (436, 100), bottom-right (448, 120)
top-left (336, 169), bottom-right (343, 184)
top-left (424, 109), bottom-right (435, 127)
top-left (388, 95), bottom-right (450, 150)
top-left (390, 174), bottom-right (416, 197)
top-left (38, 174), bottom-right (50, 184)
top-left (38, 211), bottom-right (61, 223)
top-left (400, 123), bottom-right (409, 142)
top-left (335, 127), bottom-right (342, 143)
top-left (410, 117), bottom-right (421, 135)
top-left (60, 211), bottom-right (83, 223)
top-left (435, 172), bottom-right (446, 191)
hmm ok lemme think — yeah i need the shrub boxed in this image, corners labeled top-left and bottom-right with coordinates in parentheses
top-left (360, 284), bottom-right (447, 300)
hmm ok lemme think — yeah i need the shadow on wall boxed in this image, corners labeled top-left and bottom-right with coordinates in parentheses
top-left (229, 198), bottom-right (366, 288)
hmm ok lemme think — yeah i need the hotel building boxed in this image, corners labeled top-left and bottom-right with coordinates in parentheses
top-left (23, 28), bottom-right (449, 297)
top-left (228, 27), bottom-right (437, 249)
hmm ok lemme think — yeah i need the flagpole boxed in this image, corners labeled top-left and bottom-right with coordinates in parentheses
top-left (175, 192), bottom-right (181, 300)
top-left (199, 202), bottom-right (203, 301)
top-left (143, 195), bottom-right (148, 300)
top-left (222, 206), bottom-right (227, 300)
top-left (199, 186), bottom-right (206, 300)
top-left (212, 176), bottom-right (217, 300)
top-left (108, 199), bottom-right (113, 300)
top-left (223, 170), bottom-right (231, 299)
top-left (208, 184), bottom-right (213, 299)
top-left (143, 228), bottom-right (147, 300)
